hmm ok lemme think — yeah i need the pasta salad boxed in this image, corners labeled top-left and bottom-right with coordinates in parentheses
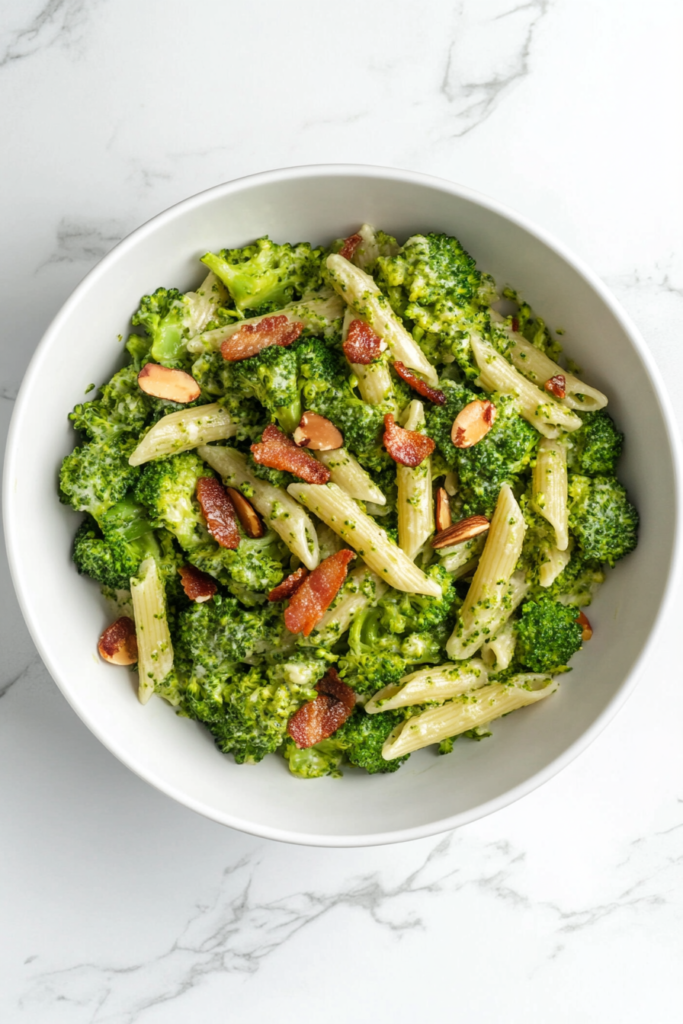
top-left (59, 226), bottom-right (638, 778)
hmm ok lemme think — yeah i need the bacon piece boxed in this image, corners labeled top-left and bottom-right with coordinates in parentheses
top-left (544, 374), bottom-right (567, 400)
top-left (577, 610), bottom-right (593, 641)
top-left (339, 233), bottom-right (363, 261)
top-left (393, 361), bottom-right (446, 405)
top-left (196, 477), bottom-right (240, 550)
top-left (220, 315), bottom-right (304, 362)
top-left (251, 423), bottom-right (331, 484)
top-left (178, 564), bottom-right (217, 602)
top-left (343, 319), bottom-right (383, 365)
top-left (268, 566), bottom-right (309, 602)
top-left (383, 413), bottom-right (435, 468)
top-left (98, 617), bottom-right (138, 665)
top-left (287, 668), bottom-right (356, 748)
top-left (284, 549), bottom-right (355, 637)
top-left (511, 317), bottom-right (520, 334)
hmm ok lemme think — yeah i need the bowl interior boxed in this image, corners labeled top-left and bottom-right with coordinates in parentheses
top-left (4, 167), bottom-right (679, 845)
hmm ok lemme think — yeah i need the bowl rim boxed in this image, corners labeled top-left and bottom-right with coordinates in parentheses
top-left (5, 163), bottom-right (683, 847)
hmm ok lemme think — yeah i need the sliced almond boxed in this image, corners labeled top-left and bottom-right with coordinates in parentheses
top-left (451, 400), bottom-right (497, 449)
top-left (98, 616), bottom-right (138, 665)
top-left (226, 487), bottom-right (264, 538)
top-left (544, 374), bottom-right (567, 399)
top-left (577, 610), bottom-right (593, 641)
top-left (432, 514), bottom-right (490, 549)
top-left (137, 363), bottom-right (201, 403)
top-left (435, 487), bottom-right (451, 533)
top-left (293, 411), bottom-right (344, 451)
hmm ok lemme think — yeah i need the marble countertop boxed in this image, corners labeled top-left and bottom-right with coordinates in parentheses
top-left (1, 1), bottom-right (682, 1021)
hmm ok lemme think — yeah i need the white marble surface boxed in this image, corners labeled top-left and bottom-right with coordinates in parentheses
top-left (1, 1), bottom-right (682, 1020)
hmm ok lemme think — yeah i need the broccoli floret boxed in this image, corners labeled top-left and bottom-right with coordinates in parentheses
top-left (516, 597), bottom-right (583, 673)
top-left (224, 344), bottom-right (301, 433)
top-left (375, 233), bottom-right (497, 372)
top-left (201, 237), bottom-right (325, 315)
top-left (189, 534), bottom-right (285, 598)
top-left (378, 565), bottom-right (458, 634)
top-left (568, 474), bottom-right (638, 566)
top-left (175, 595), bottom-right (277, 679)
top-left (72, 516), bottom-right (146, 590)
top-left (134, 451), bottom-right (211, 550)
top-left (568, 411), bottom-right (623, 476)
top-left (69, 365), bottom-right (151, 443)
top-left (427, 388), bottom-right (537, 516)
top-left (295, 337), bottom-right (383, 453)
top-left (541, 550), bottom-right (605, 607)
top-left (59, 437), bottom-right (140, 524)
top-left (283, 738), bottom-right (345, 779)
top-left (336, 707), bottom-right (409, 774)
top-left (131, 285), bottom-right (217, 366)
top-left (180, 665), bottom-right (315, 764)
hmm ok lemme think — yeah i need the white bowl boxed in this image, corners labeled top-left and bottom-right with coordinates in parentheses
top-left (4, 166), bottom-right (682, 846)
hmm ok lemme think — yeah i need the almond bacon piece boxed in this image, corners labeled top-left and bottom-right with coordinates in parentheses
top-left (451, 400), bottom-right (497, 449)
top-left (338, 233), bottom-right (363, 261)
top-left (287, 668), bottom-right (356, 748)
top-left (178, 564), bottom-right (217, 603)
top-left (196, 477), bottom-right (240, 550)
top-left (383, 413), bottom-right (435, 468)
top-left (98, 616), bottom-right (138, 666)
top-left (220, 315), bottom-right (304, 362)
top-left (545, 374), bottom-right (567, 400)
top-left (268, 566), bottom-right (309, 602)
top-left (284, 549), bottom-right (355, 637)
top-left (343, 319), bottom-right (383, 364)
top-left (435, 487), bottom-right (451, 533)
top-left (137, 364), bottom-right (201, 403)
top-left (577, 610), bottom-right (593, 641)
top-left (251, 423), bottom-right (331, 484)
top-left (393, 361), bottom-right (446, 405)
top-left (432, 514), bottom-right (490, 549)
top-left (226, 487), bottom-right (264, 538)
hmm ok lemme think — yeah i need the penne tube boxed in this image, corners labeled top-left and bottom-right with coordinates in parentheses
top-left (494, 318), bottom-right (607, 411)
top-left (130, 557), bottom-right (174, 704)
top-left (397, 400), bottom-right (433, 560)
top-left (438, 534), bottom-right (486, 577)
top-left (315, 447), bottom-right (386, 505)
top-left (481, 616), bottom-right (517, 671)
top-left (326, 253), bottom-right (438, 385)
top-left (198, 446), bottom-right (320, 569)
top-left (308, 565), bottom-right (388, 644)
top-left (187, 293), bottom-right (344, 354)
top-left (342, 307), bottom-right (397, 410)
top-left (382, 675), bottom-right (559, 758)
top-left (365, 658), bottom-right (488, 713)
top-left (447, 486), bottom-right (527, 659)
top-left (532, 437), bottom-right (569, 550)
top-left (287, 481), bottom-right (442, 597)
top-left (129, 403), bottom-right (236, 466)
top-left (183, 271), bottom-right (229, 336)
top-left (539, 543), bottom-right (572, 588)
top-left (351, 224), bottom-right (400, 270)
top-left (471, 334), bottom-right (582, 438)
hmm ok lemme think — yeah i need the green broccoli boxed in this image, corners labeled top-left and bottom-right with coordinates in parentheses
top-left (283, 707), bottom-right (409, 777)
top-left (201, 237), bottom-right (325, 315)
top-left (427, 388), bottom-right (538, 516)
top-left (69, 365), bottom-right (151, 443)
top-left (283, 738), bottom-right (345, 779)
top-left (223, 344), bottom-right (301, 433)
top-left (59, 437), bottom-right (140, 524)
top-left (568, 411), bottom-right (623, 476)
top-left (378, 565), bottom-right (458, 634)
top-left (174, 596), bottom-right (277, 680)
top-left (189, 533), bottom-right (285, 599)
top-left (568, 474), bottom-right (638, 566)
top-left (131, 276), bottom-right (229, 365)
top-left (180, 664), bottom-right (315, 764)
top-left (516, 597), bottom-right (584, 673)
top-left (375, 232), bottom-right (497, 372)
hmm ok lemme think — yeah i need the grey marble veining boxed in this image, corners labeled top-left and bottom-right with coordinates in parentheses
top-left (1, 0), bottom-right (682, 1021)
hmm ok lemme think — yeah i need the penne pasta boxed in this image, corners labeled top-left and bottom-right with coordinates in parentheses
top-left (438, 533), bottom-right (486, 577)
top-left (187, 293), bottom-right (344, 354)
top-left (129, 403), bottom-right (236, 466)
top-left (481, 616), bottom-right (517, 671)
top-left (351, 224), bottom-right (400, 270)
top-left (447, 485), bottom-right (527, 659)
top-left (396, 400), bottom-right (433, 560)
top-left (342, 307), bottom-right (397, 410)
top-left (183, 271), bottom-right (229, 337)
top-left (198, 445), bottom-right (320, 569)
top-left (315, 446), bottom-right (386, 505)
top-left (130, 557), bottom-right (174, 704)
top-left (539, 543), bottom-right (572, 588)
top-left (308, 565), bottom-right (388, 644)
top-left (532, 437), bottom-right (569, 550)
top-left (492, 317), bottom-right (607, 411)
top-left (471, 334), bottom-right (582, 438)
top-left (286, 481), bottom-right (442, 597)
top-left (326, 253), bottom-right (439, 385)
top-left (365, 658), bottom-right (488, 713)
top-left (382, 675), bottom-right (559, 758)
